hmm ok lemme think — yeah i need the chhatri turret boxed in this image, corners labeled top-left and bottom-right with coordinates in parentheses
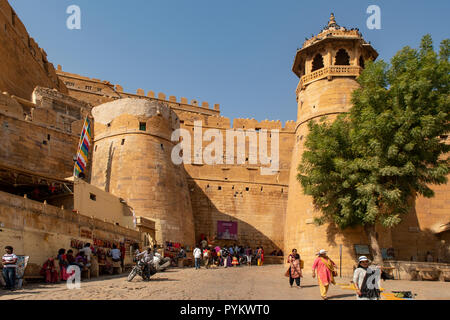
top-left (284, 14), bottom-right (382, 276)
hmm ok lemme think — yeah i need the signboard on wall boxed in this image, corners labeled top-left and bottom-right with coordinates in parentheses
top-left (354, 244), bottom-right (370, 255)
top-left (217, 221), bottom-right (238, 240)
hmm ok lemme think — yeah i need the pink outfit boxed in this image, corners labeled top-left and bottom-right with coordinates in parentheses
top-left (312, 257), bottom-right (335, 286)
top-left (290, 259), bottom-right (302, 278)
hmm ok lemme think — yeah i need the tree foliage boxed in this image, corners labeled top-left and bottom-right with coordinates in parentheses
top-left (297, 35), bottom-right (450, 231)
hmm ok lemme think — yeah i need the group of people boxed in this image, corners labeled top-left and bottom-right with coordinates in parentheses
top-left (192, 243), bottom-right (265, 269)
top-left (40, 243), bottom-right (123, 283)
top-left (287, 248), bottom-right (384, 300)
top-left (40, 243), bottom-right (98, 283)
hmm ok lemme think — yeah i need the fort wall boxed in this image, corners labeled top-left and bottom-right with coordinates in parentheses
top-left (0, 0), bottom-right (67, 100)
top-left (0, 190), bottom-right (140, 276)
top-left (0, 92), bottom-right (81, 180)
top-left (90, 99), bottom-right (196, 247)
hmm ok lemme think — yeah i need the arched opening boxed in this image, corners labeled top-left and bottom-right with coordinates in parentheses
top-left (335, 49), bottom-right (350, 65)
top-left (359, 55), bottom-right (365, 69)
top-left (311, 53), bottom-right (324, 72)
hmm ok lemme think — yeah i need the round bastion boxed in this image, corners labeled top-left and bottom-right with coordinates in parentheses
top-left (90, 98), bottom-right (195, 247)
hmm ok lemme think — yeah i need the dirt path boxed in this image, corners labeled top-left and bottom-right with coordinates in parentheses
top-left (0, 265), bottom-right (448, 300)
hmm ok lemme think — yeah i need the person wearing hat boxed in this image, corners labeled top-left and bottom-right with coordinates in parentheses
top-left (353, 256), bottom-right (381, 300)
top-left (312, 249), bottom-right (337, 300)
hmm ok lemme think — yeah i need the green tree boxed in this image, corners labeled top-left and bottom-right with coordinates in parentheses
top-left (297, 35), bottom-right (449, 264)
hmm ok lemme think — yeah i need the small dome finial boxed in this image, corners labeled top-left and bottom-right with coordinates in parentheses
top-left (328, 13), bottom-right (336, 26)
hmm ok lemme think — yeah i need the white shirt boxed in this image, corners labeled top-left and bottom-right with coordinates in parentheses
top-left (2, 253), bottom-right (17, 268)
top-left (193, 248), bottom-right (202, 259)
top-left (153, 252), bottom-right (162, 265)
top-left (80, 247), bottom-right (92, 262)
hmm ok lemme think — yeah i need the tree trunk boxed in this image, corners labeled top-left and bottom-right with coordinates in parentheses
top-left (364, 224), bottom-right (383, 265)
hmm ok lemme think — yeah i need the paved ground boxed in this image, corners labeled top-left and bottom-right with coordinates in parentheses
top-left (1, 265), bottom-right (449, 300)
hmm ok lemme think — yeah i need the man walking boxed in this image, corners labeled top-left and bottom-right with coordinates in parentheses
top-left (193, 245), bottom-right (202, 270)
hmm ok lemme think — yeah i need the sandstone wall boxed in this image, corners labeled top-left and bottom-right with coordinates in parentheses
top-left (0, 93), bottom-right (80, 180)
top-left (0, 0), bottom-right (67, 100)
top-left (90, 99), bottom-right (195, 247)
top-left (60, 70), bottom-right (297, 251)
top-left (285, 77), bottom-right (395, 276)
top-left (0, 191), bottom-right (140, 276)
top-left (180, 115), bottom-right (295, 251)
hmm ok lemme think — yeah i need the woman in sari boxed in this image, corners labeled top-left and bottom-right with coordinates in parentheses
top-left (56, 248), bottom-right (69, 281)
top-left (257, 247), bottom-right (264, 266)
top-left (312, 249), bottom-right (337, 300)
top-left (40, 258), bottom-right (59, 283)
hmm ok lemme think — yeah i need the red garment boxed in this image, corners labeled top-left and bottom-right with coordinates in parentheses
top-left (40, 259), bottom-right (59, 283)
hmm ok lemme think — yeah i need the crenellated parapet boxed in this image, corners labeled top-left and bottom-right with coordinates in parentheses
top-left (56, 68), bottom-right (221, 117)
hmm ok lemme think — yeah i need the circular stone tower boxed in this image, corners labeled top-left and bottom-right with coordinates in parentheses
top-left (90, 98), bottom-right (195, 247)
top-left (284, 14), bottom-right (380, 275)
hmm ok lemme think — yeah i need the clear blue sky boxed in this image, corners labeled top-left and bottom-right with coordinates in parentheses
top-left (9, 0), bottom-right (449, 124)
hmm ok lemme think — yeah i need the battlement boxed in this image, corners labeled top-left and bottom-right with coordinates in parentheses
top-left (178, 113), bottom-right (296, 132)
top-left (56, 68), bottom-right (221, 115)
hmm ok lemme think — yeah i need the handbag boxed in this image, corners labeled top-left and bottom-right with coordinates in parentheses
top-left (332, 270), bottom-right (338, 277)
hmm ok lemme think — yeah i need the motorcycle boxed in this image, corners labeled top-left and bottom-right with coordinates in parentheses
top-left (153, 254), bottom-right (171, 272)
top-left (127, 257), bottom-right (156, 282)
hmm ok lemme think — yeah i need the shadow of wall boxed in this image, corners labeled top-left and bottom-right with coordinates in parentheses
top-left (187, 178), bottom-right (286, 253)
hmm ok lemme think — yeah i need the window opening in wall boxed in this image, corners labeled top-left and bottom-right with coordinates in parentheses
top-left (90, 193), bottom-right (96, 201)
top-left (47, 134), bottom-right (50, 141)
top-left (85, 86), bottom-right (92, 91)
top-left (261, 187), bottom-right (263, 192)
top-left (311, 53), bottom-right (324, 71)
top-left (121, 139), bottom-right (125, 145)
top-left (246, 187), bottom-right (249, 191)
top-left (218, 186), bottom-right (222, 190)
top-left (42, 140), bottom-right (47, 145)
top-left (107, 123), bottom-right (111, 127)
top-left (160, 144), bottom-right (164, 150)
top-left (139, 122), bottom-right (146, 131)
top-left (232, 185), bottom-right (234, 190)
top-left (335, 49), bottom-right (350, 65)
top-left (359, 55), bottom-right (365, 69)
top-left (281, 188), bottom-right (284, 193)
